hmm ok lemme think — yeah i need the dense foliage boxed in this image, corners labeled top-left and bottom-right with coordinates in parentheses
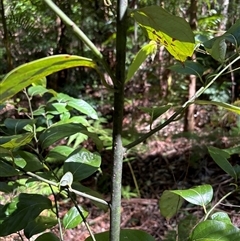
top-left (1, 0), bottom-right (240, 240)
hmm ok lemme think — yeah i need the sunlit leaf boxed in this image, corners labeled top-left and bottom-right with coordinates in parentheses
top-left (159, 190), bottom-right (184, 219)
top-left (60, 172), bottom-right (73, 188)
top-left (195, 100), bottom-right (240, 115)
top-left (0, 55), bottom-right (99, 103)
top-left (0, 133), bottom-right (34, 149)
top-left (170, 185), bottom-right (213, 207)
top-left (63, 206), bottom-right (88, 229)
top-left (126, 41), bottom-right (157, 82)
top-left (132, 6), bottom-right (195, 62)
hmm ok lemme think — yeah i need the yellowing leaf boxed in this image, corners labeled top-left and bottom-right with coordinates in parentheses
top-left (132, 6), bottom-right (195, 62)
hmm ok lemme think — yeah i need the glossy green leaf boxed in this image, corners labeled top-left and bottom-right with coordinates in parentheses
top-left (28, 85), bottom-right (56, 97)
top-left (169, 61), bottom-right (205, 77)
top-left (0, 193), bottom-right (52, 236)
top-left (0, 55), bottom-right (99, 103)
top-left (85, 229), bottom-right (155, 241)
top-left (14, 151), bottom-right (43, 172)
top-left (63, 205), bottom-right (88, 229)
top-left (171, 185), bottom-right (213, 207)
top-left (208, 146), bottom-right (237, 179)
top-left (190, 220), bottom-right (240, 241)
top-left (46, 145), bottom-right (74, 163)
top-left (159, 190), bottom-right (184, 219)
top-left (63, 148), bottom-right (101, 181)
top-left (0, 133), bottom-right (34, 149)
top-left (203, 36), bottom-right (227, 62)
top-left (126, 41), bottom-right (157, 82)
top-left (140, 105), bottom-right (172, 123)
top-left (132, 6), bottom-right (195, 62)
top-left (35, 232), bottom-right (60, 241)
top-left (51, 102), bottom-right (68, 114)
top-left (211, 212), bottom-right (232, 224)
top-left (0, 160), bottom-right (20, 177)
top-left (4, 118), bottom-right (36, 134)
top-left (67, 99), bottom-right (98, 119)
top-left (24, 216), bottom-right (58, 238)
top-left (195, 100), bottom-right (240, 115)
top-left (224, 19), bottom-right (240, 46)
top-left (39, 123), bottom-right (102, 150)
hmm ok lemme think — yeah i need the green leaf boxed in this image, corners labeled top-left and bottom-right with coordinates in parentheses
top-left (140, 105), bottom-right (172, 123)
top-left (0, 54), bottom-right (99, 104)
top-left (169, 61), bottom-right (205, 77)
top-left (203, 36), bottom-right (227, 62)
top-left (14, 151), bottom-right (43, 172)
top-left (85, 229), bottom-right (155, 241)
top-left (28, 85), bottom-right (55, 97)
top-left (170, 185), bottom-right (213, 207)
top-left (46, 145), bottom-right (74, 163)
top-left (190, 220), bottom-right (240, 241)
top-left (4, 118), bottom-right (36, 134)
top-left (67, 99), bottom-right (98, 120)
top-left (178, 215), bottom-right (198, 241)
top-left (0, 133), bottom-right (34, 149)
top-left (208, 146), bottom-right (237, 179)
top-left (0, 182), bottom-right (19, 193)
top-left (39, 123), bottom-right (102, 150)
top-left (24, 216), bottom-right (58, 238)
top-left (195, 100), bottom-right (240, 115)
top-left (35, 232), bottom-right (60, 241)
top-left (0, 160), bottom-right (19, 177)
top-left (63, 205), bottom-right (88, 229)
top-left (211, 212), bottom-right (232, 225)
top-left (0, 193), bottom-right (52, 236)
top-left (63, 148), bottom-right (101, 181)
top-left (132, 6), bottom-right (195, 62)
top-left (224, 19), bottom-right (240, 46)
top-left (126, 41), bottom-right (157, 82)
top-left (159, 190), bottom-right (184, 219)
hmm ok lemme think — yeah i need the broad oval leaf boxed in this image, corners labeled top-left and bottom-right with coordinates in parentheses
top-left (169, 61), bottom-right (205, 77)
top-left (24, 216), bottom-right (58, 238)
top-left (170, 185), bottom-right (213, 207)
top-left (0, 160), bottom-right (19, 177)
top-left (39, 123), bottom-right (102, 150)
top-left (208, 146), bottom-right (237, 180)
top-left (190, 220), bottom-right (240, 241)
top-left (63, 205), bottom-right (88, 229)
top-left (0, 55), bottom-right (99, 103)
top-left (85, 229), bottom-right (155, 241)
top-left (159, 190), bottom-right (184, 219)
top-left (132, 6), bottom-right (195, 62)
top-left (211, 212), bottom-right (232, 225)
top-left (126, 41), bottom-right (157, 82)
top-left (0, 193), bottom-right (52, 236)
top-left (63, 148), bottom-right (101, 181)
top-left (4, 118), bottom-right (36, 134)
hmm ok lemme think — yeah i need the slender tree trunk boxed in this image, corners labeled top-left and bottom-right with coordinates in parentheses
top-left (0, 0), bottom-right (13, 72)
top-left (184, 0), bottom-right (197, 132)
top-left (110, 0), bottom-right (128, 241)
